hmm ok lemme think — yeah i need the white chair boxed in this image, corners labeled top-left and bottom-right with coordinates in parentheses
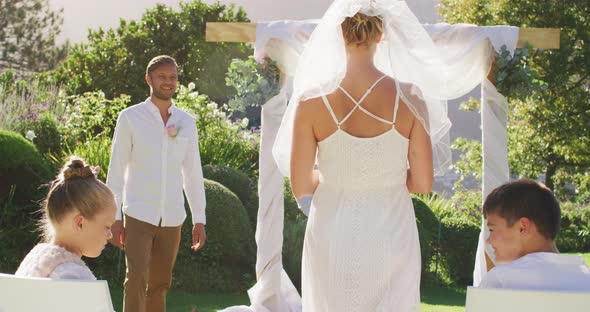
top-left (0, 273), bottom-right (115, 312)
top-left (465, 286), bottom-right (590, 312)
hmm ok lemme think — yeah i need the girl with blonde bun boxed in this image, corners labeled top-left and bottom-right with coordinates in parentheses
top-left (15, 156), bottom-right (117, 280)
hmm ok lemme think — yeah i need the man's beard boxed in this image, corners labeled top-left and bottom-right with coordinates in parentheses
top-left (152, 87), bottom-right (175, 101)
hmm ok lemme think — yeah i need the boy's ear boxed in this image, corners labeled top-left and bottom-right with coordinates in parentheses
top-left (518, 217), bottom-right (532, 235)
top-left (146, 74), bottom-right (152, 86)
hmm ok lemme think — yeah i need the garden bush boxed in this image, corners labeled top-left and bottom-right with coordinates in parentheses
top-left (413, 197), bottom-right (440, 274)
top-left (16, 112), bottom-right (62, 156)
top-left (439, 217), bottom-right (480, 286)
top-left (174, 179), bottom-right (256, 292)
top-left (175, 84), bottom-right (259, 178)
top-left (72, 135), bottom-right (112, 182)
top-left (0, 73), bottom-right (68, 133)
top-left (0, 199), bottom-right (41, 276)
top-left (0, 130), bottom-right (51, 203)
top-left (557, 203), bottom-right (590, 252)
top-left (60, 91), bottom-right (129, 148)
top-left (283, 215), bottom-right (307, 292)
top-left (203, 164), bottom-right (257, 226)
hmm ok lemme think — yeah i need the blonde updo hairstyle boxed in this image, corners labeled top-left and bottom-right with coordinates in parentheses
top-left (341, 12), bottom-right (384, 46)
top-left (40, 156), bottom-right (115, 242)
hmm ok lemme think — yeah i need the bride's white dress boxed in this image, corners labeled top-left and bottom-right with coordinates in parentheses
top-left (302, 76), bottom-right (421, 312)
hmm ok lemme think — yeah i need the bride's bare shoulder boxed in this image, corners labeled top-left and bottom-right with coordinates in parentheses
top-left (296, 96), bottom-right (325, 116)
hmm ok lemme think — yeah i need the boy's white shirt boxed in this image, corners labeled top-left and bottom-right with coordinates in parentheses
top-left (479, 252), bottom-right (590, 291)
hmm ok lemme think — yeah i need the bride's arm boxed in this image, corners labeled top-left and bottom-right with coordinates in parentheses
top-left (406, 117), bottom-right (433, 194)
top-left (291, 100), bottom-right (320, 200)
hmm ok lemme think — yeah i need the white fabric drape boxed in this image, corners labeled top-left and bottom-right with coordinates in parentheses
top-left (220, 88), bottom-right (301, 312)
top-left (473, 79), bottom-right (511, 286)
top-left (222, 18), bottom-right (518, 311)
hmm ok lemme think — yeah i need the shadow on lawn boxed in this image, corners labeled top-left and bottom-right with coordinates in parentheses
top-left (420, 281), bottom-right (467, 307)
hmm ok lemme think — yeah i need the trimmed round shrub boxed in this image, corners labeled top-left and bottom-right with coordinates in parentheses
top-left (439, 217), bottom-right (480, 286)
top-left (203, 164), bottom-right (258, 226)
top-left (173, 179), bottom-right (256, 292)
top-left (412, 197), bottom-right (440, 273)
top-left (0, 130), bottom-right (50, 203)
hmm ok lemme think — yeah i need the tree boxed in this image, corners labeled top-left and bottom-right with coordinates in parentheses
top-left (439, 0), bottom-right (590, 200)
top-left (0, 0), bottom-right (68, 75)
top-left (47, 0), bottom-right (252, 104)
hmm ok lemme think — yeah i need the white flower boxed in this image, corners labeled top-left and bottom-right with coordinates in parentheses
top-left (218, 111), bottom-right (226, 119)
top-left (186, 109), bottom-right (197, 118)
top-left (25, 130), bottom-right (37, 141)
top-left (207, 103), bottom-right (218, 110)
top-left (188, 82), bottom-right (196, 91)
top-left (241, 118), bottom-right (249, 128)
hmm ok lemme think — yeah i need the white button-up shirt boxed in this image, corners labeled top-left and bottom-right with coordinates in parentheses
top-left (106, 98), bottom-right (206, 226)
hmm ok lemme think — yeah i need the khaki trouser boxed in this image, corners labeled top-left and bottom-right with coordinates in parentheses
top-left (123, 215), bottom-right (182, 312)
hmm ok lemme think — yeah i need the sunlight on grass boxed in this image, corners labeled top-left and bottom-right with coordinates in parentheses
top-left (108, 253), bottom-right (590, 311)
top-left (110, 281), bottom-right (469, 312)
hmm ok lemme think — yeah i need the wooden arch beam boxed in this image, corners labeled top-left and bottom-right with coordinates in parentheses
top-left (206, 22), bottom-right (560, 49)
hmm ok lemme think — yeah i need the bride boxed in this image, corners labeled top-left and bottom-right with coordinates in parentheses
top-left (273, 0), bottom-right (453, 310)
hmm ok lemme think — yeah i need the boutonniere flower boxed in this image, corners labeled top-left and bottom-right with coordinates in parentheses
top-left (167, 124), bottom-right (180, 138)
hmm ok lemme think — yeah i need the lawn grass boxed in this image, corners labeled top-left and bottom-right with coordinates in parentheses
top-left (109, 287), bottom-right (250, 312)
top-left (110, 282), bottom-right (467, 312)
top-left (420, 282), bottom-right (466, 312)
top-left (109, 252), bottom-right (589, 312)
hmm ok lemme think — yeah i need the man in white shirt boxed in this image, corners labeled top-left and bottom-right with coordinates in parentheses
top-left (479, 179), bottom-right (590, 291)
top-left (106, 55), bottom-right (206, 312)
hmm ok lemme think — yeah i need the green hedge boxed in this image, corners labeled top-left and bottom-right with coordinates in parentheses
top-left (202, 164), bottom-right (258, 226)
top-left (283, 215), bottom-right (307, 291)
top-left (0, 201), bottom-right (40, 275)
top-left (0, 130), bottom-right (51, 203)
top-left (413, 197), bottom-right (440, 273)
top-left (439, 217), bottom-right (480, 286)
top-left (174, 179), bottom-right (255, 292)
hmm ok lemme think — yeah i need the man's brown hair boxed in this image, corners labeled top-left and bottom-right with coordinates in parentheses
top-left (146, 55), bottom-right (178, 76)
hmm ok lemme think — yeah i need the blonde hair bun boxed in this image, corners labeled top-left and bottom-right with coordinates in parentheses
top-left (342, 13), bottom-right (383, 46)
top-left (40, 156), bottom-right (113, 242)
top-left (61, 156), bottom-right (99, 180)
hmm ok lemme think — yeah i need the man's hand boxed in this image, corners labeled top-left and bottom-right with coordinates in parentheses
top-left (191, 223), bottom-right (206, 252)
top-left (109, 220), bottom-right (125, 250)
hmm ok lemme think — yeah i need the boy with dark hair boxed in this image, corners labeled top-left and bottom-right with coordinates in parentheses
top-left (479, 179), bottom-right (590, 290)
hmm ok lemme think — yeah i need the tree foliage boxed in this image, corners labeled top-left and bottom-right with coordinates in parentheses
top-left (46, 0), bottom-right (252, 104)
top-left (440, 0), bottom-right (590, 200)
top-left (0, 0), bottom-right (68, 75)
